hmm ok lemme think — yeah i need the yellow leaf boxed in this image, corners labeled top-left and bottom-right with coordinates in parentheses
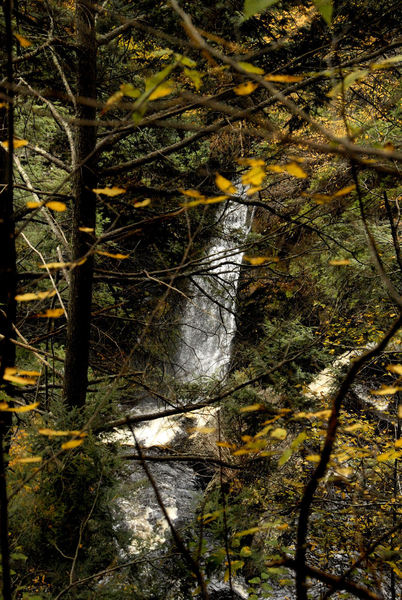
top-left (233, 448), bottom-right (255, 456)
top-left (286, 162), bottom-right (308, 178)
top-left (26, 201), bottom-right (41, 209)
top-left (14, 456), bottom-right (42, 464)
top-left (46, 201), bottom-right (66, 212)
top-left (311, 409), bottom-right (332, 419)
top-left (39, 262), bottom-right (71, 269)
top-left (305, 192), bottom-right (334, 204)
top-left (343, 423), bottom-right (363, 432)
top-left (376, 450), bottom-right (401, 462)
top-left (134, 198), bottom-right (151, 207)
top-left (270, 427), bottom-right (287, 440)
top-left (243, 256), bottom-right (279, 265)
top-left (3, 369), bottom-right (39, 386)
top-left (188, 426), bottom-right (216, 434)
top-left (96, 251), bottom-right (129, 259)
top-left (268, 162), bottom-right (307, 178)
top-left (237, 158), bottom-right (265, 167)
top-left (215, 173), bottom-right (236, 195)
top-left (4, 368), bottom-right (17, 375)
top-left (327, 70), bottom-right (369, 98)
top-left (1, 401), bottom-right (39, 412)
top-left (61, 439), bottom-right (84, 450)
top-left (12, 139), bottom-right (29, 149)
top-left (15, 293), bottom-right (40, 302)
top-left (199, 510), bottom-right (222, 523)
top-left (183, 68), bottom-right (204, 90)
top-left (387, 364), bottom-right (402, 376)
top-left (79, 227), bottom-right (94, 233)
top-left (370, 55), bottom-right (402, 70)
top-left (276, 523), bottom-right (289, 530)
top-left (120, 83), bottom-right (141, 98)
top-left (37, 290), bottom-right (57, 300)
top-left (234, 527), bottom-right (260, 537)
top-left (1, 139), bottom-right (28, 150)
top-left (16, 369), bottom-right (41, 376)
top-left (179, 189), bottom-right (204, 198)
top-left (329, 259), bottom-right (351, 266)
top-left (334, 184), bottom-right (356, 196)
top-left (395, 439), bottom-right (402, 448)
top-left (240, 546), bottom-right (252, 556)
top-left (305, 454), bottom-right (321, 462)
top-left (336, 467), bottom-right (353, 477)
top-left (10, 402), bottom-right (40, 412)
top-left (246, 186), bottom-right (262, 195)
top-left (3, 375), bottom-right (36, 385)
top-left (92, 187), bottom-right (126, 197)
top-left (39, 428), bottom-right (71, 436)
top-left (234, 81), bottom-right (259, 95)
top-left (14, 33), bottom-right (32, 47)
top-left (37, 308), bottom-right (65, 318)
top-left (370, 385), bottom-right (402, 396)
top-left (149, 82), bottom-right (174, 100)
top-left (204, 195), bottom-right (229, 204)
top-left (241, 166), bottom-right (266, 186)
top-left (390, 563), bottom-right (402, 578)
top-left (216, 441), bottom-right (235, 449)
top-left (182, 199), bottom-right (205, 208)
top-left (399, 406), bottom-right (402, 419)
top-left (39, 428), bottom-right (85, 437)
top-left (265, 74), bottom-right (304, 82)
top-left (239, 403), bottom-right (265, 412)
top-left (102, 90), bottom-right (124, 114)
top-left (238, 61), bottom-right (264, 74)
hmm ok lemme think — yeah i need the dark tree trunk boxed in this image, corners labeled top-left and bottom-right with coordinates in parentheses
top-left (63, 0), bottom-right (97, 408)
top-left (0, 2), bottom-right (16, 597)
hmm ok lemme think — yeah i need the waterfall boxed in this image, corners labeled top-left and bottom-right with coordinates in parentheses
top-left (114, 188), bottom-right (251, 564)
top-left (175, 194), bottom-right (250, 381)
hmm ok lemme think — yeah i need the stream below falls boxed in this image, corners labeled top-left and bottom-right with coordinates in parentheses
top-left (109, 192), bottom-right (251, 598)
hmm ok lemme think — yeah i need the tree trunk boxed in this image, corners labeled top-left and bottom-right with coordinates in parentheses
top-left (63, 0), bottom-right (97, 408)
top-left (0, 1), bottom-right (17, 597)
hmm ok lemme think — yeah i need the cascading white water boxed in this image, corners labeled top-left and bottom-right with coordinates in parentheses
top-left (175, 195), bottom-right (250, 381)
top-left (115, 187), bottom-right (251, 557)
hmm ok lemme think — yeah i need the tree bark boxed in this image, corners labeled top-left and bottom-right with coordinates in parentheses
top-left (0, 2), bottom-right (17, 597)
top-left (63, 0), bottom-right (97, 408)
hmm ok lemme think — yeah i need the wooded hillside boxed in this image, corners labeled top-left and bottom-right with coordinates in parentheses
top-left (0, 0), bottom-right (401, 598)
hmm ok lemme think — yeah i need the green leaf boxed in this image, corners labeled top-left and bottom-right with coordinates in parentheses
top-left (10, 552), bottom-right (27, 561)
top-left (175, 53), bottom-right (197, 68)
top-left (262, 582), bottom-right (273, 592)
top-left (238, 61), bottom-right (265, 74)
top-left (278, 447), bottom-right (292, 466)
top-left (312, 0), bottom-right (333, 25)
top-left (327, 70), bottom-right (368, 98)
top-left (145, 64), bottom-right (175, 93)
top-left (243, 0), bottom-right (279, 20)
top-left (184, 68), bottom-right (204, 90)
top-left (120, 83), bottom-right (141, 98)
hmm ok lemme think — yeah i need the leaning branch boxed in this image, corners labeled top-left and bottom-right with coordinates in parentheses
top-left (295, 315), bottom-right (402, 600)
